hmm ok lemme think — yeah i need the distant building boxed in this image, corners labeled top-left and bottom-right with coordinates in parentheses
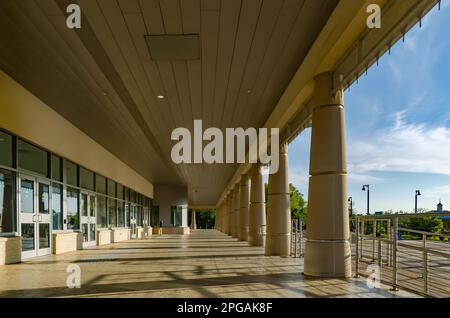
top-left (430, 201), bottom-right (450, 230)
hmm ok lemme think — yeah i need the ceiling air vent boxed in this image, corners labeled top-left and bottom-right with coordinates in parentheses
top-left (145, 34), bottom-right (200, 60)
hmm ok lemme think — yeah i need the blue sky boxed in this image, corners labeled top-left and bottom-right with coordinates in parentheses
top-left (288, 1), bottom-right (450, 214)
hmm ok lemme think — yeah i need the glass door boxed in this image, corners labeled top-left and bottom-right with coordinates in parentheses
top-left (19, 175), bottom-right (52, 259)
top-left (130, 204), bottom-right (137, 239)
top-left (80, 192), bottom-right (96, 247)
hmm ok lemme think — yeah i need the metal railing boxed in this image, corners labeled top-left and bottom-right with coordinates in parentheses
top-left (353, 213), bottom-right (450, 298)
top-left (291, 219), bottom-right (305, 258)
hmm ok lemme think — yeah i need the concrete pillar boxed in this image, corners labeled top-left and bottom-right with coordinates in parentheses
top-left (190, 209), bottom-right (197, 230)
top-left (224, 195), bottom-right (230, 235)
top-left (239, 174), bottom-right (250, 241)
top-left (232, 184), bottom-right (240, 238)
top-left (248, 164), bottom-right (266, 246)
top-left (304, 72), bottom-right (351, 278)
top-left (265, 143), bottom-right (291, 256)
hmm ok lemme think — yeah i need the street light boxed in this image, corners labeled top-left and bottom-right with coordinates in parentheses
top-left (362, 184), bottom-right (370, 215)
top-left (415, 190), bottom-right (421, 213)
top-left (348, 197), bottom-right (353, 216)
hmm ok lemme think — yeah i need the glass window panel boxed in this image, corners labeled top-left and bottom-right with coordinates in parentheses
top-left (117, 201), bottom-right (125, 227)
top-left (151, 206), bottom-right (159, 227)
top-left (0, 169), bottom-right (16, 233)
top-left (52, 184), bottom-right (63, 231)
top-left (51, 155), bottom-right (62, 182)
top-left (96, 196), bottom-right (107, 228)
top-left (39, 223), bottom-right (50, 249)
top-left (79, 167), bottom-right (94, 191)
top-left (96, 175), bottom-right (106, 195)
top-left (21, 223), bottom-right (35, 251)
top-left (117, 184), bottom-right (124, 200)
top-left (124, 187), bottom-right (129, 202)
top-left (130, 190), bottom-right (136, 203)
top-left (108, 198), bottom-right (116, 228)
top-left (18, 140), bottom-right (48, 177)
top-left (38, 183), bottom-right (49, 214)
top-left (82, 224), bottom-right (88, 242)
top-left (107, 180), bottom-right (116, 198)
top-left (20, 179), bottom-right (34, 214)
top-left (0, 131), bottom-right (13, 167)
top-left (125, 203), bottom-right (129, 227)
top-left (81, 193), bottom-right (88, 217)
top-left (137, 206), bottom-right (143, 227)
top-left (67, 187), bottom-right (79, 230)
top-left (65, 160), bottom-right (78, 186)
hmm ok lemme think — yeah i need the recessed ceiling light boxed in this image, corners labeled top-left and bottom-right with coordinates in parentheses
top-left (157, 95), bottom-right (165, 99)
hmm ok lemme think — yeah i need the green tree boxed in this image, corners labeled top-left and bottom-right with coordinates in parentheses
top-left (193, 209), bottom-right (216, 229)
top-left (400, 217), bottom-right (444, 234)
top-left (264, 183), bottom-right (307, 222)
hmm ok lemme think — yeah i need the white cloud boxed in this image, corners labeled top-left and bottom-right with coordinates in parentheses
top-left (348, 111), bottom-right (450, 176)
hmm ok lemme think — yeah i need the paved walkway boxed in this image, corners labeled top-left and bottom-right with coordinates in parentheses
top-left (0, 230), bottom-right (417, 298)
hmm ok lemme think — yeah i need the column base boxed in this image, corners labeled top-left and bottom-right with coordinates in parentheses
top-left (265, 233), bottom-right (290, 256)
top-left (248, 230), bottom-right (265, 247)
top-left (239, 226), bottom-right (248, 241)
top-left (304, 240), bottom-right (352, 278)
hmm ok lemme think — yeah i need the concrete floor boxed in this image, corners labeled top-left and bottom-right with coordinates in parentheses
top-left (0, 230), bottom-right (418, 298)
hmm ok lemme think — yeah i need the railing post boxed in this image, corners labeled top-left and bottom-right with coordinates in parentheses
top-left (360, 221), bottom-right (364, 260)
top-left (391, 216), bottom-right (399, 291)
top-left (373, 220), bottom-right (376, 262)
top-left (386, 219), bottom-right (391, 266)
top-left (355, 217), bottom-right (360, 278)
top-left (423, 233), bottom-right (428, 295)
top-left (300, 219), bottom-right (303, 257)
top-left (290, 219), bottom-right (293, 256)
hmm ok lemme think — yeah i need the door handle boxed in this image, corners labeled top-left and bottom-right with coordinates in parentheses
top-left (32, 215), bottom-right (38, 222)
top-left (38, 215), bottom-right (43, 222)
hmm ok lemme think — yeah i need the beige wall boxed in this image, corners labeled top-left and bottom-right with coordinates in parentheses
top-left (0, 70), bottom-right (153, 198)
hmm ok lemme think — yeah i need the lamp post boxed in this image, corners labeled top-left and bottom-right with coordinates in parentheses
top-left (415, 190), bottom-right (421, 213)
top-left (362, 185), bottom-right (370, 215)
top-left (348, 197), bottom-right (353, 217)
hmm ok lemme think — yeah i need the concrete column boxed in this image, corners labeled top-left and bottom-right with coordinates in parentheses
top-left (248, 164), bottom-right (266, 246)
top-left (190, 209), bottom-right (197, 230)
top-left (304, 72), bottom-right (351, 278)
top-left (224, 194), bottom-right (231, 235)
top-left (226, 193), bottom-right (232, 235)
top-left (265, 143), bottom-right (291, 256)
top-left (232, 184), bottom-right (240, 238)
top-left (239, 174), bottom-right (250, 241)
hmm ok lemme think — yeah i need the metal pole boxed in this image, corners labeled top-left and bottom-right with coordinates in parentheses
top-left (294, 219), bottom-right (298, 258)
top-left (290, 219), bottom-right (293, 256)
top-left (415, 193), bottom-right (418, 214)
top-left (355, 217), bottom-right (360, 278)
top-left (300, 219), bottom-right (303, 257)
top-left (360, 221), bottom-right (364, 259)
top-left (423, 233), bottom-right (428, 295)
top-left (373, 220), bottom-right (376, 262)
top-left (367, 187), bottom-right (370, 215)
top-left (386, 219), bottom-right (391, 266)
top-left (391, 216), bottom-right (399, 291)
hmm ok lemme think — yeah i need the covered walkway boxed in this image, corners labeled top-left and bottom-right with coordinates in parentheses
top-left (0, 230), bottom-right (416, 298)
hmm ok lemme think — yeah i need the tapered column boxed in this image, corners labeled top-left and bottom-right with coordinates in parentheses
top-left (304, 72), bottom-right (351, 278)
top-left (239, 174), bottom-right (250, 241)
top-left (265, 143), bottom-right (291, 256)
top-left (248, 163), bottom-right (266, 246)
top-left (190, 209), bottom-right (197, 230)
top-left (232, 184), bottom-right (240, 238)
